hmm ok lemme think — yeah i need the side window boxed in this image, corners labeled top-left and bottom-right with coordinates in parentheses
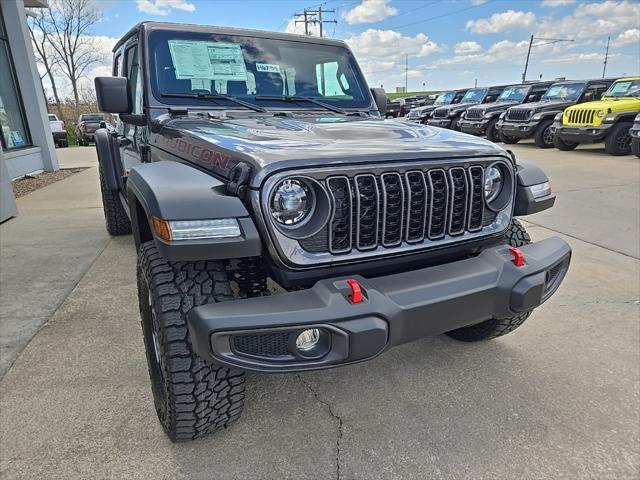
top-left (125, 45), bottom-right (143, 115)
top-left (315, 61), bottom-right (350, 98)
top-left (113, 53), bottom-right (121, 76)
top-left (582, 84), bottom-right (607, 101)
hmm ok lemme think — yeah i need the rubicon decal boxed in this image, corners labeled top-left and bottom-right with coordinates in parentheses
top-left (161, 135), bottom-right (231, 171)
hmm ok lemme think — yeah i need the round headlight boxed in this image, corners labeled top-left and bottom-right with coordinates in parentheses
top-left (271, 178), bottom-right (313, 225)
top-left (484, 165), bottom-right (503, 203)
top-left (597, 110), bottom-right (605, 118)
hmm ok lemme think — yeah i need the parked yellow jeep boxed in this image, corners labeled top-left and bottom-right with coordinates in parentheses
top-left (553, 77), bottom-right (640, 155)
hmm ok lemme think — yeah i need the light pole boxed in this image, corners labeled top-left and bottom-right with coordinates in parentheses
top-left (522, 35), bottom-right (574, 83)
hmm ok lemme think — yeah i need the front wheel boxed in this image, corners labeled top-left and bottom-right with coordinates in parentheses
top-left (533, 120), bottom-right (554, 148)
top-left (604, 122), bottom-right (632, 156)
top-left (485, 119), bottom-right (499, 143)
top-left (553, 134), bottom-right (578, 151)
top-left (138, 242), bottom-right (246, 442)
top-left (445, 219), bottom-right (532, 342)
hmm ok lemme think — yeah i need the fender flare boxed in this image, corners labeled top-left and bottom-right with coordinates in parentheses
top-left (514, 160), bottom-right (556, 216)
top-left (127, 161), bottom-right (262, 261)
top-left (95, 128), bottom-right (120, 191)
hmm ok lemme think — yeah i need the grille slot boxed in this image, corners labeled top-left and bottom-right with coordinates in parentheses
top-left (448, 167), bottom-right (468, 236)
top-left (381, 173), bottom-right (405, 246)
top-left (506, 108), bottom-right (530, 121)
top-left (427, 169), bottom-right (449, 239)
top-left (467, 166), bottom-right (484, 231)
top-left (405, 171), bottom-right (428, 243)
top-left (327, 176), bottom-right (352, 253)
top-left (466, 108), bottom-right (483, 120)
top-left (354, 174), bottom-right (379, 250)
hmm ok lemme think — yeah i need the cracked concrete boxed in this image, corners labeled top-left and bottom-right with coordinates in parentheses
top-left (0, 142), bottom-right (638, 479)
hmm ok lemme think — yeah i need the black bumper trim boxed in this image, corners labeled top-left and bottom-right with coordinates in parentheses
top-left (188, 237), bottom-right (571, 372)
top-left (555, 125), bottom-right (611, 143)
top-left (459, 119), bottom-right (489, 135)
top-left (497, 121), bottom-right (538, 138)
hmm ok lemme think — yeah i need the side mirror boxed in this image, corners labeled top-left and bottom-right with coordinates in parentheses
top-left (370, 87), bottom-right (387, 115)
top-left (95, 76), bottom-right (131, 114)
top-left (583, 92), bottom-right (594, 102)
top-left (484, 95), bottom-right (496, 103)
top-left (526, 94), bottom-right (538, 102)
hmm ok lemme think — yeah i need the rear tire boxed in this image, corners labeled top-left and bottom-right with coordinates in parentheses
top-left (498, 132), bottom-right (520, 144)
top-left (445, 219), bottom-right (532, 342)
top-left (553, 134), bottom-right (578, 151)
top-left (533, 120), bottom-right (554, 148)
top-left (138, 242), bottom-right (246, 442)
top-left (98, 159), bottom-right (131, 235)
top-left (485, 119), bottom-right (499, 143)
top-left (631, 138), bottom-right (640, 158)
top-left (604, 122), bottom-right (632, 156)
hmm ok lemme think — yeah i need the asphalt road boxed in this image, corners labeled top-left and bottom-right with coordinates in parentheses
top-left (0, 142), bottom-right (638, 480)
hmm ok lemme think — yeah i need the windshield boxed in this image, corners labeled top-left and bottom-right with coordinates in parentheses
top-left (602, 79), bottom-right (640, 98)
top-left (498, 86), bottom-right (529, 102)
top-left (435, 91), bottom-right (454, 105)
top-left (148, 31), bottom-right (369, 110)
top-left (461, 88), bottom-right (487, 104)
top-left (542, 82), bottom-right (585, 101)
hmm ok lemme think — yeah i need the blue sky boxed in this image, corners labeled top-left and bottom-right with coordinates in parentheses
top-left (90, 0), bottom-right (640, 91)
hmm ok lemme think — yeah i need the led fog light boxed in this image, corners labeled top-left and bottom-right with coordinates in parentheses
top-left (295, 329), bottom-right (320, 352)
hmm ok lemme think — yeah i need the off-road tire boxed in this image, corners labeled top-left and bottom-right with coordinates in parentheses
top-left (445, 219), bottom-right (532, 342)
top-left (98, 160), bottom-right (131, 235)
top-left (533, 120), bottom-right (555, 148)
top-left (553, 133), bottom-right (578, 151)
top-left (498, 132), bottom-right (520, 144)
top-left (138, 241), bottom-right (246, 442)
top-left (631, 138), bottom-right (640, 158)
top-left (604, 122), bottom-right (632, 156)
top-left (485, 119), bottom-right (499, 143)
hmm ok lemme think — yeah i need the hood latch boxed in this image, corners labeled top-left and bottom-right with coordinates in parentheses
top-left (227, 162), bottom-right (251, 198)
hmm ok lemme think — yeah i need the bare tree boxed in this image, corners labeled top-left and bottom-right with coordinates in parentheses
top-left (27, 9), bottom-right (64, 119)
top-left (45, 0), bottom-right (104, 117)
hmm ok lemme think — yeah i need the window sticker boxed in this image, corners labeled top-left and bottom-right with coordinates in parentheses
top-left (168, 40), bottom-right (248, 81)
top-left (255, 63), bottom-right (280, 74)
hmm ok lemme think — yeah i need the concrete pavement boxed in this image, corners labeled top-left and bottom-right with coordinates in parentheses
top-left (0, 143), bottom-right (638, 479)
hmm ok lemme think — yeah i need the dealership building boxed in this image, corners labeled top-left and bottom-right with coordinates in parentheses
top-left (0, 0), bottom-right (58, 222)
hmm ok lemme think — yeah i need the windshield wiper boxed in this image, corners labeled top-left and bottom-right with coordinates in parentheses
top-left (160, 92), bottom-right (267, 113)
top-left (254, 95), bottom-right (347, 115)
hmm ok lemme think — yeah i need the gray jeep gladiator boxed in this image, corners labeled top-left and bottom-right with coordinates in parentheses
top-left (94, 22), bottom-right (571, 442)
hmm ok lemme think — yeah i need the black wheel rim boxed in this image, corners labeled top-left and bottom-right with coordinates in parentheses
top-left (543, 126), bottom-right (554, 145)
top-left (617, 132), bottom-right (631, 151)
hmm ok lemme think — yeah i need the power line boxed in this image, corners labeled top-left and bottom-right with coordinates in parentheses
top-left (522, 35), bottom-right (574, 82)
top-left (386, 0), bottom-right (494, 31)
top-left (294, 7), bottom-right (337, 38)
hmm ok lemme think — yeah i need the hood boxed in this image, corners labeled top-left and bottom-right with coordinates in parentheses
top-left (435, 102), bottom-right (480, 115)
top-left (512, 99), bottom-right (574, 114)
top-left (151, 114), bottom-right (508, 187)
top-left (468, 101), bottom-right (519, 114)
top-left (566, 97), bottom-right (640, 113)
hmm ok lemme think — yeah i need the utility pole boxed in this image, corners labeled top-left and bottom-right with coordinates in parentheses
top-left (522, 35), bottom-right (574, 83)
top-left (405, 54), bottom-right (408, 92)
top-left (474, 78), bottom-right (478, 88)
top-left (603, 36), bottom-right (610, 78)
top-left (295, 7), bottom-right (337, 38)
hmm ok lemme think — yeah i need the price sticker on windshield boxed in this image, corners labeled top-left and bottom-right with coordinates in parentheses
top-left (168, 40), bottom-right (248, 81)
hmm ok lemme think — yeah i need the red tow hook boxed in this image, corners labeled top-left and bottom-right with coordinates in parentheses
top-left (508, 246), bottom-right (526, 267)
top-left (346, 278), bottom-right (363, 304)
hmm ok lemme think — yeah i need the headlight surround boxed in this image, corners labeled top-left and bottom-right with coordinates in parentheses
top-left (532, 112), bottom-right (543, 120)
top-left (597, 110), bottom-right (605, 118)
top-left (271, 178), bottom-right (314, 225)
top-left (267, 176), bottom-right (331, 240)
top-left (484, 165), bottom-right (503, 203)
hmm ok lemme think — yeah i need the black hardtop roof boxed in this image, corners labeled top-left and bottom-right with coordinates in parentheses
top-left (552, 78), bottom-right (616, 85)
top-left (113, 21), bottom-right (348, 52)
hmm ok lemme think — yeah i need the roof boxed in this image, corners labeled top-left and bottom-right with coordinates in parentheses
top-left (113, 21), bottom-right (348, 52)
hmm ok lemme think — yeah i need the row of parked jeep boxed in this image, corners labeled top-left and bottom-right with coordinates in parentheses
top-left (402, 77), bottom-right (640, 157)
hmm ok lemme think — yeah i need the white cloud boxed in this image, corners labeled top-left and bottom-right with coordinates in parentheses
top-left (541, 0), bottom-right (576, 6)
top-left (343, 0), bottom-right (399, 25)
top-left (466, 10), bottom-right (536, 34)
top-left (346, 29), bottom-right (441, 62)
top-left (136, 0), bottom-right (195, 16)
top-left (611, 28), bottom-right (640, 47)
top-left (536, 1), bottom-right (640, 41)
top-left (542, 52), bottom-right (621, 63)
top-left (454, 41), bottom-right (482, 55)
top-left (470, 0), bottom-right (489, 5)
top-left (435, 39), bottom-right (533, 66)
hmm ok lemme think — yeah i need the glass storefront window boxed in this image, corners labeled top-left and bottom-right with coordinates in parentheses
top-left (0, 7), bottom-right (31, 150)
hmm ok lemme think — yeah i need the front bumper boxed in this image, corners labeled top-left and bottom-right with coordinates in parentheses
top-left (459, 118), bottom-right (490, 135)
top-left (427, 118), bottom-right (453, 129)
top-left (555, 124), bottom-right (612, 144)
top-left (188, 237), bottom-right (571, 373)
top-left (497, 120), bottom-right (538, 138)
top-left (52, 131), bottom-right (67, 141)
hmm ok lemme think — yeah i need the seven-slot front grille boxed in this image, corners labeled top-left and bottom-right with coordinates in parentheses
top-left (566, 109), bottom-right (597, 125)
top-left (465, 108), bottom-right (484, 120)
top-left (433, 108), bottom-right (448, 119)
top-left (505, 108), bottom-right (530, 121)
top-left (321, 165), bottom-right (487, 255)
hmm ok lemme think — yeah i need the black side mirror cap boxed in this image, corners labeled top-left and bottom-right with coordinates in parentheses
top-left (370, 88), bottom-right (387, 115)
top-left (95, 76), bottom-right (131, 114)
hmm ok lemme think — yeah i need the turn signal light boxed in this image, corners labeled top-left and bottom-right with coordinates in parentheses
top-left (151, 216), bottom-right (172, 241)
